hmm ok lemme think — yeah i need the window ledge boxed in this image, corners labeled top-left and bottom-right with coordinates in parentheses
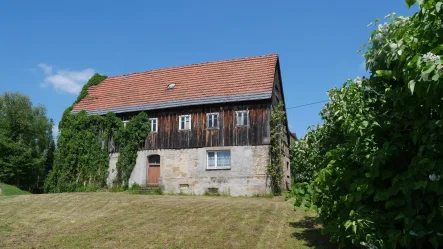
top-left (206, 167), bottom-right (231, 171)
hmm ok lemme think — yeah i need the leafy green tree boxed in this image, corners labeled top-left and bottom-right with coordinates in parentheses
top-left (290, 0), bottom-right (443, 248)
top-left (0, 93), bottom-right (53, 192)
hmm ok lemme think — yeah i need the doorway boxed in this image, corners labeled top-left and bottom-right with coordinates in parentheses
top-left (147, 155), bottom-right (160, 186)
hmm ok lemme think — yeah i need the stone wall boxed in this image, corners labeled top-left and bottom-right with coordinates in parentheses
top-left (107, 145), bottom-right (272, 196)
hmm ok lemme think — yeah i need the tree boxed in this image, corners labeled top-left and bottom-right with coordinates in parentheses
top-left (0, 93), bottom-right (53, 192)
top-left (290, 0), bottom-right (443, 248)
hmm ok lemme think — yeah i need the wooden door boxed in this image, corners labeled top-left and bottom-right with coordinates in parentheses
top-left (147, 155), bottom-right (161, 186)
top-left (147, 165), bottom-right (160, 186)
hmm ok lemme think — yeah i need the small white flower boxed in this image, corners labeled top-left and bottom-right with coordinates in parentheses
top-left (429, 174), bottom-right (441, 182)
top-left (374, 33), bottom-right (383, 41)
top-left (377, 22), bottom-right (389, 34)
top-left (437, 64), bottom-right (442, 71)
top-left (354, 76), bottom-right (363, 87)
top-left (389, 43), bottom-right (398, 50)
top-left (395, 16), bottom-right (409, 26)
top-left (423, 52), bottom-right (440, 62)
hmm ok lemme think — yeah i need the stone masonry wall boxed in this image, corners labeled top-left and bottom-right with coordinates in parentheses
top-left (107, 145), bottom-right (271, 196)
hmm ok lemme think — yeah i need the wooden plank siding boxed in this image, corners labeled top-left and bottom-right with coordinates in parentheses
top-left (138, 103), bottom-right (271, 150)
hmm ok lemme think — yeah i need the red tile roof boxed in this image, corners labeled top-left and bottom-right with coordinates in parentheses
top-left (73, 54), bottom-right (278, 112)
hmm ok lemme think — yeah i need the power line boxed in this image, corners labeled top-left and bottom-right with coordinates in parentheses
top-left (286, 100), bottom-right (329, 110)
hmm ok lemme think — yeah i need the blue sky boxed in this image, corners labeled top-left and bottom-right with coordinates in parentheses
top-left (0, 1), bottom-right (417, 138)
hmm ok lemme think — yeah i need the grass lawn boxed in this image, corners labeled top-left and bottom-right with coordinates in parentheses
top-left (0, 192), bottom-right (335, 249)
top-left (0, 182), bottom-right (30, 196)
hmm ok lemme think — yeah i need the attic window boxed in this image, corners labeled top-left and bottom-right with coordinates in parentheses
top-left (167, 83), bottom-right (176, 89)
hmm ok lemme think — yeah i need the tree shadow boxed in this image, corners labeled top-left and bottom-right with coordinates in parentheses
top-left (289, 216), bottom-right (339, 249)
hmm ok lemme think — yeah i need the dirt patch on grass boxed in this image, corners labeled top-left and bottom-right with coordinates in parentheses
top-left (0, 192), bottom-right (332, 248)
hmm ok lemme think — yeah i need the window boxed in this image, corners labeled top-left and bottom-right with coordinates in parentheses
top-left (123, 120), bottom-right (129, 128)
top-left (236, 111), bottom-right (249, 126)
top-left (148, 155), bottom-right (160, 164)
top-left (207, 113), bottom-right (219, 129)
top-left (179, 115), bottom-right (191, 130)
top-left (207, 151), bottom-right (231, 169)
top-left (150, 118), bottom-right (158, 132)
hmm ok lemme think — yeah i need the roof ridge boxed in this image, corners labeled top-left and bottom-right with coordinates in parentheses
top-left (107, 53), bottom-right (278, 79)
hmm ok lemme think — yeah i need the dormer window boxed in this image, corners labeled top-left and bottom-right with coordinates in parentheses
top-left (167, 83), bottom-right (176, 89)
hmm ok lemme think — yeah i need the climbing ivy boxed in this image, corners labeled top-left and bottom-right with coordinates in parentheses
top-left (115, 112), bottom-right (150, 187)
top-left (44, 111), bottom-right (120, 192)
top-left (45, 73), bottom-right (150, 192)
top-left (74, 73), bottom-right (107, 104)
top-left (268, 102), bottom-right (286, 195)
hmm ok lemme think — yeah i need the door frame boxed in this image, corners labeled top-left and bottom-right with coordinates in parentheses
top-left (147, 155), bottom-right (161, 186)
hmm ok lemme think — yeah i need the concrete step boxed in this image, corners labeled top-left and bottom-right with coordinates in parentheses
top-left (138, 186), bottom-right (162, 195)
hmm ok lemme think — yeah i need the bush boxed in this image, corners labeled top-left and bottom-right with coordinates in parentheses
top-left (290, 1), bottom-right (443, 248)
top-left (128, 183), bottom-right (141, 194)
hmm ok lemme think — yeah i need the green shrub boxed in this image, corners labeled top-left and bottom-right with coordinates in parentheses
top-left (290, 1), bottom-right (443, 248)
top-left (128, 183), bottom-right (141, 194)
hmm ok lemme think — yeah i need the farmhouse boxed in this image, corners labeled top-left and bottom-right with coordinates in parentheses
top-left (72, 54), bottom-right (291, 196)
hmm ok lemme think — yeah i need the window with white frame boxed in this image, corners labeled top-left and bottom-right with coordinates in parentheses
top-left (207, 151), bottom-right (231, 169)
top-left (236, 110), bottom-right (249, 126)
top-left (207, 113), bottom-right (218, 129)
top-left (150, 118), bottom-right (158, 132)
top-left (123, 120), bottom-right (129, 128)
top-left (179, 115), bottom-right (191, 130)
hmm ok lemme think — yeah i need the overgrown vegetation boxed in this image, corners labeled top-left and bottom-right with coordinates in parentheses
top-left (115, 112), bottom-right (150, 187)
top-left (268, 102), bottom-right (286, 195)
top-left (44, 111), bottom-right (120, 192)
top-left (0, 93), bottom-right (54, 193)
top-left (74, 73), bottom-right (108, 104)
top-left (289, 1), bottom-right (443, 248)
top-left (45, 74), bottom-right (150, 192)
top-left (45, 111), bottom-right (150, 192)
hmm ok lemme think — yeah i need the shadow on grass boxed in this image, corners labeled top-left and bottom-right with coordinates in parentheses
top-left (290, 216), bottom-right (338, 249)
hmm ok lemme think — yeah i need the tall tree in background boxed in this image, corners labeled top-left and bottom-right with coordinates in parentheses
top-left (0, 92), bottom-right (53, 192)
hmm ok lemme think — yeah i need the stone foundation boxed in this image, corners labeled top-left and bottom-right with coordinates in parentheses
top-left (107, 145), bottom-right (272, 196)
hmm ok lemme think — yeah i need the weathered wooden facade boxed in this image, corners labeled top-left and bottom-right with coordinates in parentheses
top-left (141, 102), bottom-right (271, 150)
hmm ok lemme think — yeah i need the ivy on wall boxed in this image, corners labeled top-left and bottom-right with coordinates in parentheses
top-left (45, 74), bottom-right (150, 192)
top-left (268, 102), bottom-right (286, 195)
top-left (115, 112), bottom-right (150, 187)
top-left (74, 73), bottom-right (108, 104)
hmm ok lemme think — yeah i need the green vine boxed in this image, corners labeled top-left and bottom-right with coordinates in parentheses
top-left (74, 73), bottom-right (107, 104)
top-left (115, 112), bottom-right (150, 187)
top-left (268, 102), bottom-right (286, 195)
top-left (44, 111), bottom-right (121, 192)
top-left (45, 74), bottom-right (150, 192)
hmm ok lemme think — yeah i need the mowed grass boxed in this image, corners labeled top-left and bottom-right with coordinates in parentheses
top-left (0, 182), bottom-right (30, 196)
top-left (0, 192), bottom-right (334, 249)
